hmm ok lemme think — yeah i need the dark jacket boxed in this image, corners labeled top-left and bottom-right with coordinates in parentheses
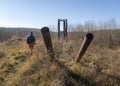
top-left (27, 34), bottom-right (35, 44)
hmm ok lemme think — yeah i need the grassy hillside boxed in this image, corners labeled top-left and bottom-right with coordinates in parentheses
top-left (0, 27), bottom-right (41, 42)
top-left (0, 29), bottom-right (120, 86)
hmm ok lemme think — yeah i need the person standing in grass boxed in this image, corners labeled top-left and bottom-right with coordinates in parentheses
top-left (27, 32), bottom-right (35, 55)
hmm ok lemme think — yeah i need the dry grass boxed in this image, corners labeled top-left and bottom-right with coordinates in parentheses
top-left (0, 31), bottom-right (120, 86)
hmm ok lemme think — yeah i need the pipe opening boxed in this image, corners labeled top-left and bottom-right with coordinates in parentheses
top-left (86, 33), bottom-right (94, 39)
top-left (41, 27), bottom-right (49, 33)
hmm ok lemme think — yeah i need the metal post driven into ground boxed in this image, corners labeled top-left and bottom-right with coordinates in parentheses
top-left (75, 33), bottom-right (94, 63)
top-left (58, 19), bottom-right (60, 41)
top-left (41, 27), bottom-right (54, 60)
top-left (65, 19), bottom-right (68, 42)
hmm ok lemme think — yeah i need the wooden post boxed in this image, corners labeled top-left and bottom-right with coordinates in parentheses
top-left (41, 27), bottom-right (54, 60)
top-left (75, 33), bottom-right (93, 63)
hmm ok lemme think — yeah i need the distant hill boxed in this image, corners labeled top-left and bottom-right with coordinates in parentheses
top-left (0, 27), bottom-right (41, 42)
top-left (0, 27), bottom-right (120, 49)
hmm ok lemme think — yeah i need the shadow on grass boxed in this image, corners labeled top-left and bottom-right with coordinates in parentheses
top-left (52, 59), bottom-right (97, 86)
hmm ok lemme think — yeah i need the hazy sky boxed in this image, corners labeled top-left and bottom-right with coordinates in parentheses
top-left (0, 0), bottom-right (120, 28)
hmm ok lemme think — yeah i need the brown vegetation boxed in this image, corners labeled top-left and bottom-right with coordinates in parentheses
top-left (0, 24), bottom-right (120, 86)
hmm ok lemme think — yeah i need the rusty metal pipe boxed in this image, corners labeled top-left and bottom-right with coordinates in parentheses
top-left (41, 27), bottom-right (54, 60)
top-left (75, 33), bottom-right (94, 63)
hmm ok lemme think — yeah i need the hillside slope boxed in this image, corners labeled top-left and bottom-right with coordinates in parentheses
top-left (0, 36), bottom-right (120, 86)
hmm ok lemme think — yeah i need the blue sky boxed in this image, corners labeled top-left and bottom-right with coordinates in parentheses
top-left (0, 0), bottom-right (120, 28)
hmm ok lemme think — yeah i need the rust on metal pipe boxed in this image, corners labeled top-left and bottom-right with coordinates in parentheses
top-left (75, 33), bottom-right (94, 63)
top-left (41, 27), bottom-right (54, 60)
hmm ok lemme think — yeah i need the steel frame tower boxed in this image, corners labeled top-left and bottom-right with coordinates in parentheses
top-left (58, 19), bottom-right (68, 41)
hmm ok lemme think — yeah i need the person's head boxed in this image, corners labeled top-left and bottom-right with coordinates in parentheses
top-left (30, 32), bottom-right (33, 35)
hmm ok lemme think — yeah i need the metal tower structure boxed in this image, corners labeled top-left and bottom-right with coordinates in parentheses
top-left (58, 19), bottom-right (68, 41)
